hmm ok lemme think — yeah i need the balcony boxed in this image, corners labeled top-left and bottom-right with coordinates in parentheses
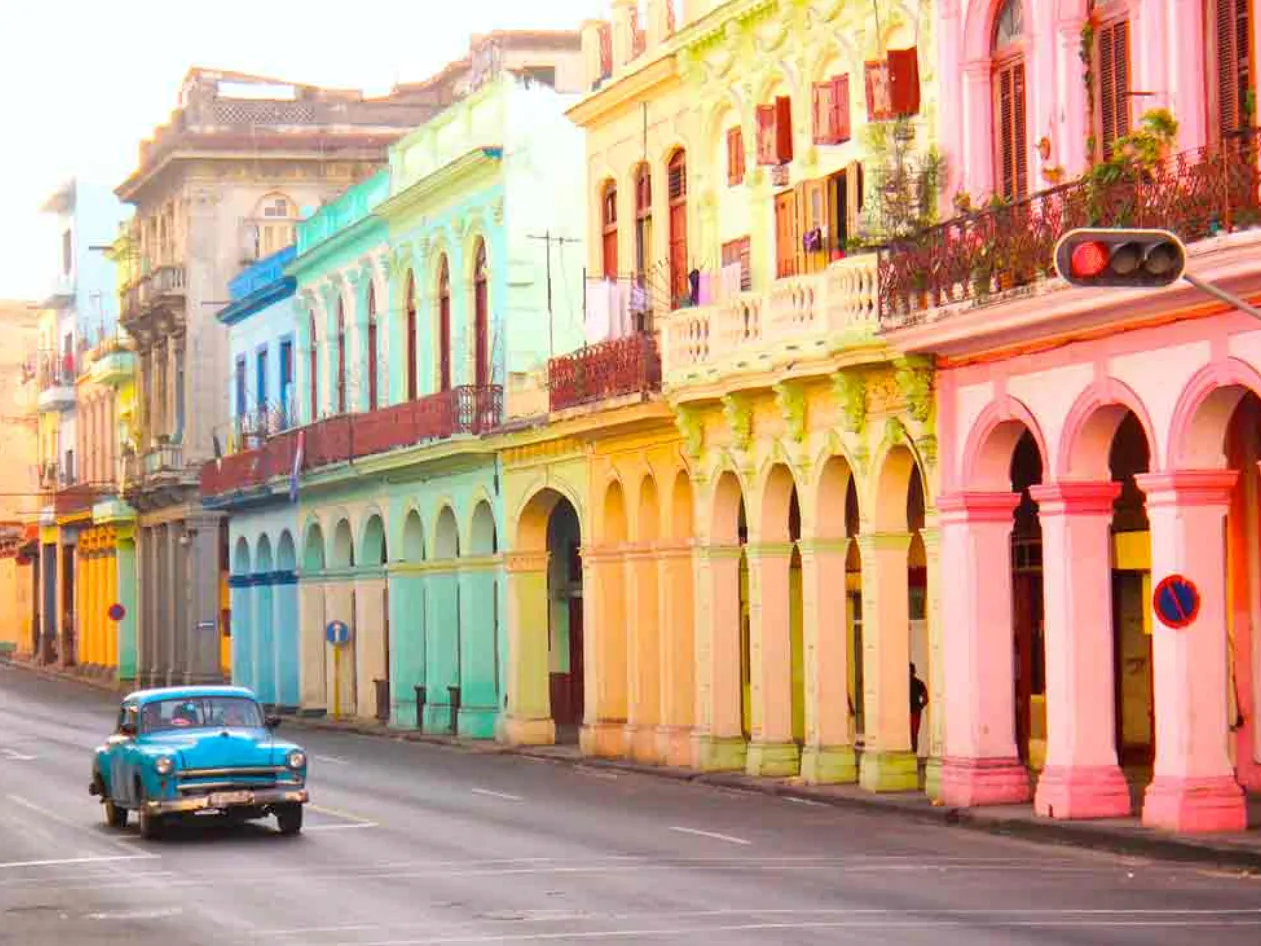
top-left (122, 264), bottom-right (187, 327)
top-left (36, 352), bottom-right (77, 412)
top-left (143, 442), bottom-right (184, 476)
top-left (201, 385), bottom-right (503, 501)
top-left (878, 132), bottom-right (1261, 329)
top-left (86, 337), bottom-right (137, 387)
top-left (659, 255), bottom-right (881, 388)
top-left (547, 334), bottom-right (661, 412)
top-left (55, 482), bottom-right (104, 518)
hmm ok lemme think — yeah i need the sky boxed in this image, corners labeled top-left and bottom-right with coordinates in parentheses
top-left (0, 0), bottom-right (607, 300)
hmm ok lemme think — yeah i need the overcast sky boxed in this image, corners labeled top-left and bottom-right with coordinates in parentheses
top-left (0, 0), bottom-right (606, 300)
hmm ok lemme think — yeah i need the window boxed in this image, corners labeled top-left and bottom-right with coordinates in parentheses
top-left (755, 96), bottom-right (794, 165)
top-left (140, 696), bottom-right (263, 733)
top-left (405, 274), bottom-right (418, 401)
top-left (721, 237), bottom-right (752, 293)
top-left (308, 313), bottom-right (319, 422)
top-left (992, 0), bottom-right (1028, 201)
top-left (813, 75), bottom-right (852, 145)
top-left (634, 165), bottom-right (652, 277)
top-left (437, 257), bottom-right (452, 392)
top-left (1208, 0), bottom-right (1253, 141)
top-left (255, 348), bottom-right (268, 414)
top-left (234, 357), bottom-right (247, 418)
top-left (726, 126), bottom-right (746, 185)
top-left (473, 241), bottom-right (489, 388)
top-left (601, 182), bottom-right (619, 278)
top-left (1092, 2), bottom-right (1131, 159)
top-left (667, 150), bottom-right (689, 308)
top-left (336, 302), bottom-right (347, 414)
top-left (367, 283), bottom-right (379, 411)
top-left (279, 339), bottom-right (293, 425)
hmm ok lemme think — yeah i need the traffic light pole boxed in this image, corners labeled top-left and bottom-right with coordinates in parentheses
top-left (1182, 273), bottom-right (1261, 322)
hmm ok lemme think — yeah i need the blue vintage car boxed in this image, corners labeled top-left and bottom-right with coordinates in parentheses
top-left (89, 685), bottom-right (309, 839)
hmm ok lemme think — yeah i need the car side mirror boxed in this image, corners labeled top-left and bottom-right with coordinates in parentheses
top-left (119, 722), bottom-right (137, 738)
top-left (265, 715), bottom-right (281, 730)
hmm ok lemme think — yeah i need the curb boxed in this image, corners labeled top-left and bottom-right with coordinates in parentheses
top-left (10, 659), bottom-right (1260, 872)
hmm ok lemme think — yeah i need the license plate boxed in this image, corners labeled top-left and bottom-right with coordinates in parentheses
top-left (207, 790), bottom-right (254, 808)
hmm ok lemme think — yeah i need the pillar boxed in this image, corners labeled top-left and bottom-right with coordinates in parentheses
top-left (229, 574), bottom-right (254, 692)
top-left (1032, 482), bottom-right (1132, 820)
top-left (325, 580), bottom-right (356, 720)
top-left (353, 573), bottom-right (386, 721)
top-left (387, 567), bottom-right (425, 728)
top-left (921, 523), bottom-right (947, 800)
top-left (501, 550), bottom-right (555, 745)
top-left (580, 547), bottom-right (628, 758)
top-left (856, 532), bottom-right (917, 792)
top-left (1135, 471), bottom-right (1247, 833)
top-left (656, 541), bottom-right (696, 766)
top-left (426, 564), bottom-right (460, 732)
top-left (625, 545), bottom-right (662, 762)
top-left (799, 538), bottom-right (857, 784)
top-left (297, 575), bottom-right (328, 714)
top-left (961, 61), bottom-right (994, 196)
top-left (274, 571), bottom-right (301, 711)
top-left (254, 574), bottom-right (277, 705)
top-left (139, 527), bottom-right (157, 685)
top-left (745, 542), bottom-right (800, 776)
top-left (937, 493), bottom-right (1031, 806)
top-left (692, 543), bottom-right (747, 770)
top-left (457, 558), bottom-right (501, 738)
top-left (117, 537), bottom-right (138, 684)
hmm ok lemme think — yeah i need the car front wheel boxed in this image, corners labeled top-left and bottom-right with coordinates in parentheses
top-left (275, 804), bottom-right (303, 836)
top-left (138, 803), bottom-right (164, 840)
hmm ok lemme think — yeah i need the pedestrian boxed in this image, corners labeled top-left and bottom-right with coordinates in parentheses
top-left (910, 663), bottom-right (928, 754)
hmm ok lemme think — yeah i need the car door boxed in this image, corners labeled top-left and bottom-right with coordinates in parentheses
top-left (109, 702), bottom-right (138, 804)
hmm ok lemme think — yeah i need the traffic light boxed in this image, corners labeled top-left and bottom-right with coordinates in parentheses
top-left (1054, 228), bottom-right (1186, 288)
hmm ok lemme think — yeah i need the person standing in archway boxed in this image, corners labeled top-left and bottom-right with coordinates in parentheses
top-left (910, 663), bottom-right (929, 754)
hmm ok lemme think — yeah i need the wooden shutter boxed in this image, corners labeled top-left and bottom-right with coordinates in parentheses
top-left (800, 178), bottom-right (831, 274)
top-left (888, 47), bottom-right (922, 116)
top-left (727, 126), bottom-right (745, 185)
top-left (995, 59), bottom-right (1028, 200)
top-left (865, 60), bottom-right (893, 121)
top-left (1211, 0), bottom-right (1251, 139)
top-left (845, 161), bottom-right (864, 241)
top-left (598, 23), bottom-right (612, 78)
top-left (1097, 19), bottom-right (1131, 159)
top-left (775, 96), bottom-right (794, 163)
top-left (813, 81), bottom-right (836, 144)
top-left (833, 74), bottom-right (852, 143)
top-left (756, 105), bottom-right (778, 164)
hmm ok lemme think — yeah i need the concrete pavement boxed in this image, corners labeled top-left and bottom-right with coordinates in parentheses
top-left (2, 666), bottom-right (1260, 945)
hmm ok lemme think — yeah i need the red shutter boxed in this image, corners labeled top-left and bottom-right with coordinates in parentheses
top-left (756, 105), bottom-right (777, 164)
top-left (727, 126), bottom-right (745, 185)
top-left (833, 74), bottom-right (851, 143)
top-left (1013, 62), bottom-right (1028, 197)
top-left (775, 95), bottom-right (794, 163)
top-left (598, 23), bottom-right (612, 78)
top-left (865, 60), bottom-right (893, 120)
top-left (995, 59), bottom-right (1029, 201)
top-left (1211, 0), bottom-right (1250, 139)
top-left (813, 81), bottom-right (836, 144)
top-left (1097, 19), bottom-right (1131, 159)
top-left (888, 47), bottom-right (921, 116)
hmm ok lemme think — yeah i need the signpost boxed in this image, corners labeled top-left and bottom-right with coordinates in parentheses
top-left (107, 603), bottom-right (126, 622)
top-left (1152, 574), bottom-right (1200, 630)
top-left (325, 620), bottom-right (351, 718)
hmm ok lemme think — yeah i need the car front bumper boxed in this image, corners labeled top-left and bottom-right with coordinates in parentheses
top-left (144, 787), bottom-right (308, 816)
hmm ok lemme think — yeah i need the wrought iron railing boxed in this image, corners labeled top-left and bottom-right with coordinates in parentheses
top-left (878, 132), bottom-right (1261, 328)
top-left (547, 333), bottom-right (661, 412)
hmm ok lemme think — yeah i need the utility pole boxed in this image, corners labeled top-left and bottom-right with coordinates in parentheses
top-left (527, 230), bottom-right (582, 358)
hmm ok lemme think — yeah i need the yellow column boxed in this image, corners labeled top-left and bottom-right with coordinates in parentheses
top-left (501, 550), bottom-right (555, 745)
top-left (656, 541), bottom-right (695, 767)
top-left (692, 543), bottom-right (747, 771)
top-left (745, 542), bottom-right (800, 776)
top-left (580, 546), bottom-right (628, 758)
top-left (799, 537), bottom-right (858, 783)
top-left (106, 550), bottom-right (119, 670)
top-left (624, 544), bottom-right (661, 763)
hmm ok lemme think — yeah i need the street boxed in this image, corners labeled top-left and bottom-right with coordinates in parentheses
top-left (0, 667), bottom-right (1258, 945)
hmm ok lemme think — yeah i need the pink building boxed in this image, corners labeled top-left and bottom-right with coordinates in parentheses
top-left (882, 0), bottom-right (1260, 833)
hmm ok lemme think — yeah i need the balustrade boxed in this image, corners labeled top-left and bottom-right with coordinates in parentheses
top-left (547, 334), bottom-right (661, 411)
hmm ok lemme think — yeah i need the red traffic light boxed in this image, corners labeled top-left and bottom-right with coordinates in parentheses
top-left (1054, 228), bottom-right (1187, 288)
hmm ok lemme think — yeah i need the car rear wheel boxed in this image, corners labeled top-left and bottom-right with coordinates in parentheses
top-left (275, 804), bottom-right (303, 836)
top-left (103, 798), bottom-right (128, 829)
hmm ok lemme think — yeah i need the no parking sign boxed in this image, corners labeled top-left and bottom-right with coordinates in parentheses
top-left (1153, 575), bottom-right (1200, 630)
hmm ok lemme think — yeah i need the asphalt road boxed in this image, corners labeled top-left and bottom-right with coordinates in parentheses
top-left (1, 665), bottom-right (1259, 945)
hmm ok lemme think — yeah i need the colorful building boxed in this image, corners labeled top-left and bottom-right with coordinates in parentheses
top-left (0, 300), bottom-right (39, 655)
top-left (879, 0), bottom-right (1261, 832)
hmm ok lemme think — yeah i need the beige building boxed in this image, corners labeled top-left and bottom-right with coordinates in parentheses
top-left (0, 300), bottom-right (39, 654)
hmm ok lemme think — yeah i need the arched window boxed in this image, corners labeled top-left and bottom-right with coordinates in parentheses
top-left (308, 311), bottom-right (319, 422)
top-left (634, 164), bottom-right (652, 277)
top-left (601, 181), bottom-right (618, 278)
top-left (336, 300), bottom-right (347, 414)
top-left (992, 0), bottom-right (1027, 201)
top-left (473, 241), bottom-right (489, 388)
top-left (667, 150), bottom-right (688, 311)
top-left (251, 192), bottom-right (298, 258)
top-left (437, 256), bottom-right (451, 392)
top-left (366, 282), bottom-right (379, 411)
top-left (405, 272), bottom-right (418, 401)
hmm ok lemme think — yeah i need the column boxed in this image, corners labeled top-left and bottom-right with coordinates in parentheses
top-left (857, 532), bottom-right (917, 792)
top-left (961, 61), bottom-right (993, 196)
top-left (254, 574), bottom-right (277, 705)
top-left (580, 547), bottom-right (628, 758)
top-left (139, 528), bottom-right (156, 685)
top-left (325, 580), bottom-right (357, 720)
top-left (625, 545), bottom-right (662, 762)
top-left (1031, 482), bottom-right (1132, 820)
top-left (656, 541), bottom-right (696, 767)
top-left (1134, 471), bottom-right (1247, 833)
top-left (297, 575), bottom-right (328, 714)
top-left (353, 572), bottom-right (386, 721)
top-left (116, 535), bottom-right (137, 685)
top-left (501, 550), bottom-right (555, 745)
top-left (692, 544), bottom-right (746, 771)
top-left (167, 521), bottom-right (184, 684)
top-left (274, 571), bottom-right (301, 711)
top-left (457, 558), bottom-right (500, 738)
top-left (799, 538), bottom-right (857, 784)
top-left (426, 564), bottom-right (459, 732)
top-left (387, 567), bottom-right (425, 729)
top-left (352, 279), bottom-right (371, 413)
top-left (295, 315), bottom-right (314, 425)
top-left (745, 542), bottom-right (800, 777)
top-left (154, 526), bottom-right (171, 685)
top-left (229, 574), bottom-right (254, 692)
top-left (921, 524), bottom-right (947, 800)
top-left (937, 493), bottom-right (1031, 806)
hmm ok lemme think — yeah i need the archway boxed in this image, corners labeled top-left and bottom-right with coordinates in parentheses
top-left (301, 522), bottom-right (327, 710)
top-left (254, 534), bottom-right (276, 707)
top-left (275, 531), bottom-right (299, 710)
top-left (1008, 430), bottom-right (1045, 767)
top-left (547, 495), bottom-right (584, 737)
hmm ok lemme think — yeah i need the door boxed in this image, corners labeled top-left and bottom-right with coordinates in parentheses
top-left (774, 190), bottom-right (798, 279)
top-left (568, 597), bottom-right (584, 726)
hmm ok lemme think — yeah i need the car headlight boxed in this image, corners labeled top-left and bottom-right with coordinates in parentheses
top-left (286, 750), bottom-right (306, 771)
top-left (154, 756), bottom-right (174, 776)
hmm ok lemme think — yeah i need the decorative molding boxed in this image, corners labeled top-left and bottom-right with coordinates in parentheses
top-left (832, 370), bottom-right (867, 435)
top-left (721, 393), bottom-right (753, 453)
top-left (915, 434), bottom-right (938, 470)
top-left (773, 381), bottom-right (807, 443)
top-left (674, 405), bottom-right (705, 461)
top-left (894, 357), bottom-right (934, 425)
top-left (883, 415), bottom-right (909, 454)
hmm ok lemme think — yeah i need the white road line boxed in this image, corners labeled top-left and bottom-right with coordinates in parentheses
top-left (87, 906), bottom-right (183, 921)
top-left (0, 854), bottom-right (158, 870)
top-left (1, 748), bottom-right (36, 761)
top-left (782, 796), bottom-right (824, 807)
top-left (470, 787), bottom-right (522, 801)
top-left (303, 822), bottom-right (380, 832)
top-left (668, 826), bottom-right (751, 846)
top-left (314, 754), bottom-right (350, 765)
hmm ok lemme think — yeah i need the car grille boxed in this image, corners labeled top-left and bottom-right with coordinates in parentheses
top-left (175, 765), bottom-right (293, 795)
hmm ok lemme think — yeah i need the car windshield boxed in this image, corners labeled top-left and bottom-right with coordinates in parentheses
top-left (140, 697), bottom-right (264, 733)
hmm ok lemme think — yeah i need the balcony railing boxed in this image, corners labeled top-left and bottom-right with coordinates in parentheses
top-left (143, 442), bottom-right (184, 476)
top-left (878, 131), bottom-right (1261, 328)
top-left (123, 264), bottom-right (187, 323)
top-left (55, 482), bottom-right (105, 517)
top-left (201, 385), bottom-right (503, 499)
top-left (37, 352), bottom-right (76, 391)
top-left (660, 254), bottom-right (881, 382)
top-left (547, 334), bottom-right (661, 411)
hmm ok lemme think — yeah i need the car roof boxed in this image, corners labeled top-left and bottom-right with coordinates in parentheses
top-left (123, 685), bottom-right (258, 704)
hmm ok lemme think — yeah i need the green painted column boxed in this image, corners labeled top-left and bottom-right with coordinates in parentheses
top-left (387, 569), bottom-right (426, 728)
top-left (425, 567), bottom-right (460, 733)
top-left (116, 535), bottom-right (138, 686)
top-left (456, 560), bottom-right (501, 739)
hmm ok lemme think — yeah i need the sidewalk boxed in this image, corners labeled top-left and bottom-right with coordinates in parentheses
top-left (9, 656), bottom-right (1261, 872)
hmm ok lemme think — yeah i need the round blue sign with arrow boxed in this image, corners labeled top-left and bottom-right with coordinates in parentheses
top-left (1153, 574), bottom-right (1200, 630)
top-left (325, 620), bottom-right (351, 646)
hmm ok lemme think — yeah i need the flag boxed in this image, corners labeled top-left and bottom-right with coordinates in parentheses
top-left (290, 430), bottom-right (305, 503)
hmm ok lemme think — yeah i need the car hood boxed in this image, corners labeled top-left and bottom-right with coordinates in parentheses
top-left (142, 729), bottom-right (302, 770)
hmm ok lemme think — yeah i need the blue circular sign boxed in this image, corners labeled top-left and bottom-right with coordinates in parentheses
top-left (325, 620), bottom-right (351, 646)
top-left (1153, 574), bottom-right (1200, 630)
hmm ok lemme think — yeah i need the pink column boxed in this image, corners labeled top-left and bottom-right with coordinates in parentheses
top-left (938, 492), bottom-right (1031, 806)
top-left (1135, 471), bottom-right (1247, 833)
top-left (1055, 16), bottom-right (1088, 176)
top-left (1031, 482), bottom-right (1131, 819)
top-left (960, 61), bottom-right (994, 196)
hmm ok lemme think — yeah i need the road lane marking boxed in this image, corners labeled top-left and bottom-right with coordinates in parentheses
top-left (0, 854), bottom-right (158, 870)
top-left (471, 788), bottom-right (522, 801)
top-left (1, 748), bottom-right (36, 761)
top-left (783, 796), bottom-right (824, 807)
top-left (668, 826), bottom-right (751, 846)
top-left (307, 803), bottom-right (375, 825)
top-left (303, 821), bottom-right (380, 832)
top-left (87, 906), bottom-right (183, 921)
top-left (314, 754), bottom-right (350, 765)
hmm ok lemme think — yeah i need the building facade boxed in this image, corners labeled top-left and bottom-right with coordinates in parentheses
top-left (0, 300), bottom-right (39, 655)
top-left (880, 0), bottom-right (1261, 833)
